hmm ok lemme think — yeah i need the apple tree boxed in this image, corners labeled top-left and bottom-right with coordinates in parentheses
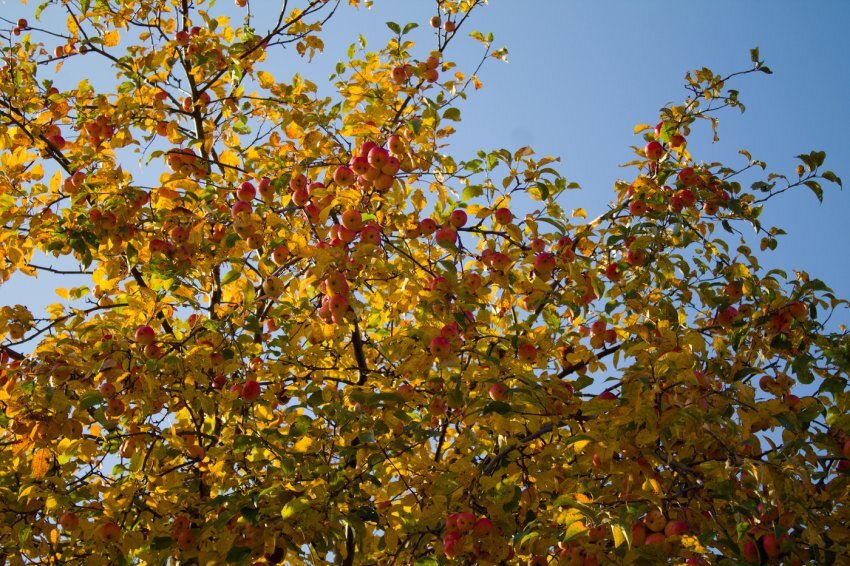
top-left (0, 0), bottom-right (848, 564)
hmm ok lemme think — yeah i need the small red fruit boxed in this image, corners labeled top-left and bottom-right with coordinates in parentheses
top-left (434, 227), bottom-right (458, 248)
top-left (488, 383), bottom-right (507, 402)
top-left (517, 343), bottom-right (537, 364)
top-left (134, 325), bottom-right (156, 345)
top-left (429, 336), bottom-right (452, 359)
top-left (493, 207), bottom-right (513, 226)
top-left (241, 380), bottom-right (261, 401)
top-left (341, 209), bottom-right (363, 232)
top-left (96, 522), bottom-right (121, 544)
top-left (449, 209), bottom-right (467, 228)
top-left (419, 218), bottom-right (437, 236)
top-left (645, 141), bottom-right (664, 160)
top-left (59, 511), bottom-right (80, 530)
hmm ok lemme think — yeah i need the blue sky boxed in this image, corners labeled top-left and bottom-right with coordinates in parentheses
top-left (3, 0), bottom-right (849, 328)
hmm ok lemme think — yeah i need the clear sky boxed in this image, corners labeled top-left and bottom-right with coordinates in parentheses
top-left (3, 0), bottom-right (849, 328)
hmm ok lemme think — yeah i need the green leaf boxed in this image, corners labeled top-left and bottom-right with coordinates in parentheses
top-left (750, 47), bottom-right (760, 63)
top-left (149, 536), bottom-right (173, 550)
top-left (530, 182), bottom-right (549, 201)
top-left (221, 269), bottom-right (241, 286)
top-left (281, 498), bottom-right (310, 520)
top-left (79, 392), bottom-right (104, 410)
top-left (483, 401), bottom-right (512, 415)
top-left (443, 107), bottom-right (461, 121)
top-left (385, 21), bottom-right (401, 34)
top-left (226, 546), bottom-right (253, 564)
top-left (804, 180), bottom-right (823, 203)
top-left (822, 170), bottom-right (842, 187)
top-left (563, 521), bottom-right (588, 543)
top-left (402, 22), bottom-right (419, 34)
top-left (462, 185), bottom-right (483, 200)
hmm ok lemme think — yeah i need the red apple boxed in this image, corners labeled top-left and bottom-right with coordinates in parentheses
top-left (455, 512), bottom-right (476, 532)
top-left (59, 511), bottom-right (80, 530)
top-left (630, 522), bottom-right (647, 546)
top-left (340, 209), bottom-right (363, 232)
top-left (669, 134), bottom-right (686, 148)
top-left (328, 294), bottom-right (349, 317)
top-left (517, 343), bottom-right (537, 364)
top-left (333, 165), bottom-right (355, 187)
top-left (490, 252), bottom-right (511, 271)
top-left (289, 173), bottom-right (307, 192)
top-left (241, 380), bottom-right (261, 401)
top-left (231, 201), bottom-right (252, 217)
top-left (761, 533), bottom-right (780, 558)
top-left (99, 381), bottom-right (117, 397)
top-left (598, 390), bottom-right (617, 401)
top-left (367, 146), bottom-right (389, 169)
top-left (419, 218), bottom-right (437, 236)
top-left (742, 540), bottom-right (760, 563)
top-left (533, 252), bottom-right (556, 278)
top-left (645, 141), bottom-right (664, 160)
top-left (473, 517), bottom-right (496, 536)
top-left (678, 166), bottom-right (700, 186)
top-left (449, 209), bottom-right (468, 228)
top-left (106, 397), bottom-right (125, 417)
top-left (96, 522), bottom-right (121, 544)
top-left (360, 224), bottom-right (381, 246)
top-left (493, 207), bottom-right (513, 225)
top-left (134, 325), bottom-right (156, 345)
top-left (443, 531), bottom-right (462, 558)
top-left (429, 336), bottom-right (452, 359)
top-left (434, 227), bottom-right (458, 248)
top-left (664, 520), bottom-right (689, 537)
top-left (387, 134), bottom-right (405, 155)
top-left (271, 245), bottom-right (290, 266)
top-left (644, 509), bottom-right (667, 532)
top-left (488, 383), bottom-right (507, 402)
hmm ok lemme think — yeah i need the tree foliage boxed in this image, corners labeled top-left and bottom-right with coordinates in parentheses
top-left (0, 1), bottom-right (848, 564)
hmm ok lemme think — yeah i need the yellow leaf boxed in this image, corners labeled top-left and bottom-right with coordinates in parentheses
top-left (215, 149), bottom-right (239, 168)
top-left (730, 263), bottom-right (751, 279)
top-left (612, 524), bottom-right (628, 548)
top-left (221, 25), bottom-right (234, 43)
top-left (562, 519), bottom-right (587, 541)
top-left (32, 448), bottom-right (51, 479)
top-left (574, 493), bottom-right (592, 504)
top-left (410, 189), bottom-right (426, 213)
top-left (292, 436), bottom-right (314, 453)
top-left (572, 208), bottom-right (587, 219)
top-left (280, 497), bottom-right (309, 520)
top-left (634, 123), bottom-right (653, 134)
top-left (30, 163), bottom-right (44, 181)
top-left (104, 30), bottom-right (120, 47)
top-left (285, 122), bottom-right (303, 140)
top-left (258, 71), bottom-right (275, 89)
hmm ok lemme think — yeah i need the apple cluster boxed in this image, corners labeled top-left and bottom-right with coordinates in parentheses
top-left (391, 52), bottom-right (441, 85)
top-left (166, 148), bottom-right (206, 178)
top-left (441, 512), bottom-right (510, 562)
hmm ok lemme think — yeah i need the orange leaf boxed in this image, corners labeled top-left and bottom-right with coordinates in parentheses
top-left (32, 448), bottom-right (51, 479)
